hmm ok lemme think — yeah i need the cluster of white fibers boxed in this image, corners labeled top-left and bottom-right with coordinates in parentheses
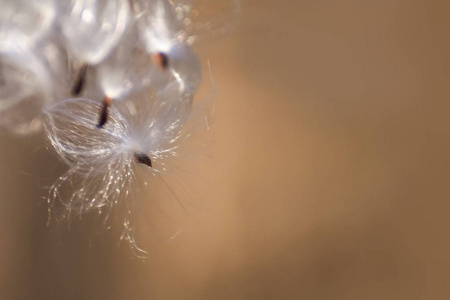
top-left (0, 0), bottom-right (239, 133)
top-left (0, 0), bottom-right (239, 253)
top-left (45, 89), bottom-right (214, 254)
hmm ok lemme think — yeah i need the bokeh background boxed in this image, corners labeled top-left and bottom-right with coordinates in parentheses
top-left (1, 0), bottom-right (450, 299)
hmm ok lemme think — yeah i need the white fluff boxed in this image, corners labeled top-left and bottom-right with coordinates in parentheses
top-left (0, 0), bottom-right (235, 253)
top-left (44, 86), bottom-right (214, 252)
top-left (59, 0), bottom-right (131, 64)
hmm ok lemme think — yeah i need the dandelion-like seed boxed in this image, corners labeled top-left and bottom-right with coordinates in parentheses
top-left (58, 0), bottom-right (131, 96)
top-left (44, 84), bottom-right (214, 252)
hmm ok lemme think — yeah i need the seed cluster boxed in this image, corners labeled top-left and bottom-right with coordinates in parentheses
top-left (0, 0), bottom-right (238, 253)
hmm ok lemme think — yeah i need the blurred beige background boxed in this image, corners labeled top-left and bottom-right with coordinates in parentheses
top-left (1, 0), bottom-right (450, 299)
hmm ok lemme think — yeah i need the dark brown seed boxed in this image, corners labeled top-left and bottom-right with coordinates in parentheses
top-left (71, 64), bottom-right (89, 96)
top-left (96, 97), bottom-right (111, 128)
top-left (151, 52), bottom-right (169, 69)
top-left (134, 152), bottom-right (152, 168)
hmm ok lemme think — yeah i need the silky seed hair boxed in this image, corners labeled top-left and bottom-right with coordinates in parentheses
top-left (44, 82), bottom-right (215, 252)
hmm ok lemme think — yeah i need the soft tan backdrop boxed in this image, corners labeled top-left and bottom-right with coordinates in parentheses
top-left (1, 0), bottom-right (450, 299)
